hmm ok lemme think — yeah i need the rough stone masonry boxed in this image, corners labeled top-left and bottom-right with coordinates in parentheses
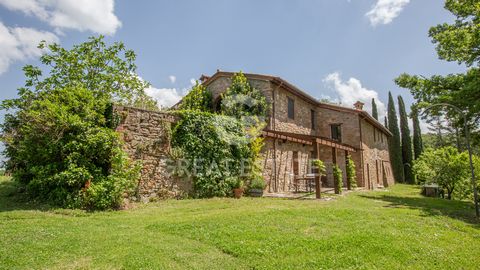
top-left (114, 105), bottom-right (191, 201)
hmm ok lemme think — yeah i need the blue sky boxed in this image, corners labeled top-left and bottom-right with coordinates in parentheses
top-left (0, 0), bottom-right (466, 126)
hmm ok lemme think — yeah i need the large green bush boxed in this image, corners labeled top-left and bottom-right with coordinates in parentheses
top-left (2, 87), bottom-right (140, 209)
top-left (0, 36), bottom-right (154, 209)
top-left (171, 72), bottom-right (269, 198)
top-left (413, 146), bottom-right (477, 200)
top-left (171, 111), bottom-right (253, 198)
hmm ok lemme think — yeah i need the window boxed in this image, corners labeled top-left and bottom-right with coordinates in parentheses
top-left (311, 109), bottom-right (316, 130)
top-left (287, 97), bottom-right (295, 119)
top-left (331, 124), bottom-right (342, 141)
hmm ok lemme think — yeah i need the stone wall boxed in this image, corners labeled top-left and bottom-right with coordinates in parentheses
top-left (112, 73), bottom-right (395, 200)
top-left (315, 106), bottom-right (362, 148)
top-left (114, 106), bottom-right (191, 201)
top-left (261, 138), bottom-right (314, 193)
top-left (206, 76), bottom-right (274, 115)
top-left (360, 118), bottom-right (395, 188)
top-left (273, 86), bottom-right (317, 135)
top-left (205, 73), bottom-right (391, 191)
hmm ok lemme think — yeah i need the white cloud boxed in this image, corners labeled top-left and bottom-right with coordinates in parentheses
top-left (144, 77), bottom-right (202, 109)
top-left (365, 0), bottom-right (410, 26)
top-left (145, 86), bottom-right (184, 109)
top-left (0, 0), bottom-right (121, 35)
top-left (0, 21), bottom-right (58, 74)
top-left (324, 72), bottom-right (386, 121)
top-left (168, 75), bottom-right (176, 84)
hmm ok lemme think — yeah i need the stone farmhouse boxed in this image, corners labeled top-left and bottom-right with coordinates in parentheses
top-left (202, 71), bottom-right (395, 193)
top-left (115, 71), bottom-right (395, 200)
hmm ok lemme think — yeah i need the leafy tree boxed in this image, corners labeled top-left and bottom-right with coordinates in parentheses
top-left (395, 1), bottom-right (480, 149)
top-left (179, 81), bottom-right (212, 112)
top-left (0, 36), bottom-right (156, 209)
top-left (1, 87), bottom-right (140, 209)
top-left (414, 147), bottom-right (471, 200)
top-left (411, 106), bottom-right (424, 159)
top-left (371, 98), bottom-right (379, 120)
top-left (430, 0), bottom-right (480, 66)
top-left (2, 36), bottom-right (157, 111)
top-left (387, 92), bottom-right (405, 183)
top-left (220, 72), bottom-right (269, 123)
top-left (398, 96), bottom-right (414, 183)
top-left (346, 155), bottom-right (357, 190)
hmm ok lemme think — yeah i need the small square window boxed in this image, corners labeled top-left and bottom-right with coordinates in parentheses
top-left (331, 124), bottom-right (342, 142)
top-left (287, 97), bottom-right (295, 119)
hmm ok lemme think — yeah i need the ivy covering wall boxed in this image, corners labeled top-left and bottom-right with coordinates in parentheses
top-left (170, 72), bottom-right (268, 198)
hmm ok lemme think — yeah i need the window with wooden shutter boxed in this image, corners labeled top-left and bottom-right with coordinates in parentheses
top-left (311, 109), bottom-right (316, 130)
top-left (287, 97), bottom-right (295, 119)
top-left (331, 124), bottom-right (342, 142)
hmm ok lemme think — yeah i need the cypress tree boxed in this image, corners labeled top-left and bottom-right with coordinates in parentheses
top-left (372, 98), bottom-right (379, 120)
top-left (398, 96), bottom-right (414, 184)
top-left (387, 92), bottom-right (404, 183)
top-left (411, 106), bottom-right (424, 160)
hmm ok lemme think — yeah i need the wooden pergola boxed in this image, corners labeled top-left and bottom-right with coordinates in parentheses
top-left (262, 129), bottom-right (358, 199)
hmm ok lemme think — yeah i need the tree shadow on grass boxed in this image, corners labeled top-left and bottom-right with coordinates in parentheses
top-left (359, 192), bottom-right (480, 226)
top-left (0, 177), bottom-right (53, 212)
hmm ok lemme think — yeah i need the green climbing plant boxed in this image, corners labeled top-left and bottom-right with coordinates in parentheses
top-left (346, 155), bottom-right (357, 190)
top-left (179, 81), bottom-right (212, 112)
top-left (333, 164), bottom-right (343, 194)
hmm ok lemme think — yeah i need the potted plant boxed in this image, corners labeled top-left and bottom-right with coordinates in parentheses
top-left (248, 176), bottom-right (266, 197)
top-left (233, 179), bottom-right (244, 199)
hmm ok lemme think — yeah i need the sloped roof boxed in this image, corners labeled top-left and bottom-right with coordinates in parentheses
top-left (202, 71), bottom-right (392, 136)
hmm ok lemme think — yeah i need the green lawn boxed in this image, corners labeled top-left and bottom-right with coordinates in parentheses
top-left (1, 177), bottom-right (479, 270)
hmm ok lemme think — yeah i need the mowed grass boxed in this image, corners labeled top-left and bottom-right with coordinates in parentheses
top-left (1, 177), bottom-right (479, 270)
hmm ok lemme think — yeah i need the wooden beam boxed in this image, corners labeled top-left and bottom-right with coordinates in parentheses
top-left (315, 142), bottom-right (321, 199)
top-left (262, 131), bottom-right (312, 145)
top-left (314, 138), bottom-right (356, 153)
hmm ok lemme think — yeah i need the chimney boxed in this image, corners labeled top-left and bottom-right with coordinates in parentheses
top-left (354, 101), bottom-right (364, 110)
top-left (199, 74), bottom-right (210, 83)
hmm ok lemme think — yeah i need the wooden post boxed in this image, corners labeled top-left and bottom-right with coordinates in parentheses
top-left (345, 150), bottom-right (350, 190)
top-left (315, 142), bottom-right (321, 199)
top-left (332, 147), bottom-right (339, 194)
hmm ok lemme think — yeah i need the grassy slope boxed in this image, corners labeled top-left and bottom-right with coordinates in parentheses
top-left (1, 176), bottom-right (479, 270)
